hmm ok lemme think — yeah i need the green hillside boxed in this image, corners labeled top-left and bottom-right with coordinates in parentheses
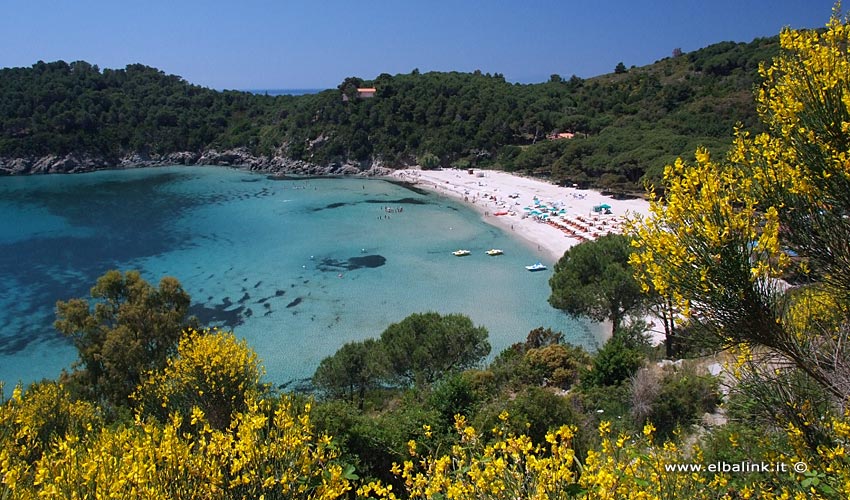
top-left (0, 36), bottom-right (779, 191)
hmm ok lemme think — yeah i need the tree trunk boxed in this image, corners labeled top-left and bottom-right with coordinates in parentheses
top-left (610, 311), bottom-right (621, 336)
top-left (663, 297), bottom-right (675, 359)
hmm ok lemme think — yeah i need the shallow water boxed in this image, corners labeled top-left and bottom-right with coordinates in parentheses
top-left (0, 166), bottom-right (598, 388)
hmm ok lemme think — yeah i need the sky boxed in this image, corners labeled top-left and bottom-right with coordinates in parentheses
top-left (0, 1), bottom-right (838, 90)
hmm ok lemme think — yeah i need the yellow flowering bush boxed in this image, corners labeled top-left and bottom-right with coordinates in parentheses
top-left (733, 11), bottom-right (850, 306)
top-left (2, 392), bottom-right (351, 499)
top-left (133, 327), bottom-right (264, 429)
top-left (2, 329), bottom-right (351, 499)
top-left (627, 146), bottom-right (786, 340)
top-left (357, 414), bottom-right (850, 499)
top-left (362, 414), bottom-right (581, 500)
top-left (629, 8), bottom-right (850, 400)
top-left (3, 382), bottom-right (849, 498)
top-left (627, 6), bottom-right (850, 497)
top-left (0, 381), bottom-right (102, 465)
top-left (0, 381), bottom-right (102, 497)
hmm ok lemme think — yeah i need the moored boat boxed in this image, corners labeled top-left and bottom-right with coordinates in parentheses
top-left (525, 262), bottom-right (547, 271)
top-left (452, 249), bottom-right (471, 256)
top-left (486, 249), bottom-right (503, 256)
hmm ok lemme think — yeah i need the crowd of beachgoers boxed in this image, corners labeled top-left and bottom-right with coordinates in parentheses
top-left (392, 168), bottom-right (651, 262)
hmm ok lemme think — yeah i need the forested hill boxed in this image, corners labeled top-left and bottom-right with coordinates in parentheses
top-left (0, 36), bottom-right (779, 191)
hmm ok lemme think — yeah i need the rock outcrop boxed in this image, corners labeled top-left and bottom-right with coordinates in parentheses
top-left (0, 149), bottom-right (394, 177)
top-left (0, 153), bottom-right (112, 175)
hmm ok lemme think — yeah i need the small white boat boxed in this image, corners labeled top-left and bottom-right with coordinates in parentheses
top-left (452, 249), bottom-right (471, 256)
top-left (486, 249), bottom-right (503, 256)
top-left (525, 262), bottom-right (547, 271)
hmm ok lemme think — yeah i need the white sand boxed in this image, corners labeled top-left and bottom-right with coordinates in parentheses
top-left (391, 168), bottom-right (651, 262)
top-left (390, 167), bottom-right (664, 346)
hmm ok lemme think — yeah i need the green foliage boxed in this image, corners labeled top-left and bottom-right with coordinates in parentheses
top-left (523, 326), bottom-right (565, 349)
top-left (313, 338), bottom-right (387, 409)
top-left (427, 372), bottom-right (480, 428)
top-left (0, 61), bottom-right (274, 157)
top-left (698, 421), bottom-right (801, 491)
top-left (309, 399), bottom-right (361, 449)
top-left (379, 312), bottom-right (490, 389)
top-left (575, 382), bottom-right (633, 429)
top-left (54, 270), bottom-right (194, 407)
top-left (583, 334), bottom-right (645, 387)
top-left (549, 234), bottom-right (646, 332)
top-left (473, 386), bottom-right (592, 456)
top-left (503, 387), bottom-right (579, 444)
top-left (523, 344), bottom-right (591, 389)
top-left (1, 37), bottom-right (773, 191)
top-left (322, 397), bottom-right (440, 487)
top-left (613, 319), bottom-right (656, 357)
top-left (729, 365), bottom-right (837, 452)
top-left (645, 366), bottom-right (720, 439)
top-left (416, 152), bottom-right (440, 169)
top-left (490, 327), bottom-right (590, 390)
top-left (667, 320), bottom-right (724, 358)
top-left (308, 313), bottom-right (492, 484)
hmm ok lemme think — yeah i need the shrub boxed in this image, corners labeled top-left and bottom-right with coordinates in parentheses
top-left (1, 394), bottom-right (352, 499)
top-left (523, 344), bottom-right (591, 389)
top-left (428, 372), bottom-right (480, 428)
top-left (0, 381), bottom-right (102, 465)
top-left (133, 328), bottom-right (263, 430)
top-left (583, 335), bottom-right (645, 387)
top-left (647, 365), bottom-right (720, 439)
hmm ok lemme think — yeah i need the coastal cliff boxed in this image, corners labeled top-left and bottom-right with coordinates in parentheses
top-left (0, 148), bottom-right (393, 177)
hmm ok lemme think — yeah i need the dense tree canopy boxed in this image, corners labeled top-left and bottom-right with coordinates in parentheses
top-left (312, 338), bottom-right (387, 409)
top-left (548, 234), bottom-right (645, 333)
top-left (0, 61), bottom-right (272, 157)
top-left (379, 312), bottom-right (490, 389)
top-left (54, 269), bottom-right (194, 406)
top-left (0, 35), bottom-right (777, 190)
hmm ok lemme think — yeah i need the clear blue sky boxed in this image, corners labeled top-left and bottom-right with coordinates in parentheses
top-left (1, 1), bottom-right (837, 90)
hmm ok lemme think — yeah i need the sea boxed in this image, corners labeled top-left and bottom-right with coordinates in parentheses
top-left (244, 88), bottom-right (327, 96)
top-left (0, 166), bottom-right (599, 389)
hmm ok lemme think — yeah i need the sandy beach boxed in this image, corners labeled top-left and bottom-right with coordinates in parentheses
top-left (391, 168), bottom-right (652, 263)
top-left (392, 167), bottom-right (658, 344)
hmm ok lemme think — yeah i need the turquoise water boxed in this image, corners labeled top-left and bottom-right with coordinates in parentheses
top-left (0, 166), bottom-right (597, 388)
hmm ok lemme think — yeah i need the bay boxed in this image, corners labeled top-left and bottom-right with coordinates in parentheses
top-left (0, 166), bottom-right (598, 388)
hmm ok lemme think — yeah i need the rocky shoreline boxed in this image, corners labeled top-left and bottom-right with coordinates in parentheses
top-left (0, 148), bottom-right (394, 177)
